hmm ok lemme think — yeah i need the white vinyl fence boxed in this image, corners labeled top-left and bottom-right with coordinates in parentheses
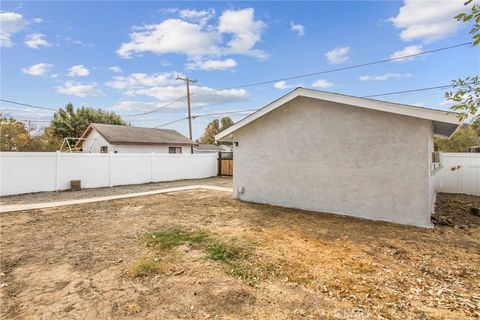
top-left (435, 153), bottom-right (480, 196)
top-left (0, 152), bottom-right (218, 196)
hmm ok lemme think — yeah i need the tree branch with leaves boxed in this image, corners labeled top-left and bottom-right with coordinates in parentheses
top-left (445, 1), bottom-right (480, 120)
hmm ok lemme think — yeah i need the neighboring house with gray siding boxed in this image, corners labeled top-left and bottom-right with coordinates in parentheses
top-left (215, 88), bottom-right (462, 227)
top-left (77, 123), bottom-right (197, 154)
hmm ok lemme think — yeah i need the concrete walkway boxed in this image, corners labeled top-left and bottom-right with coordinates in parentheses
top-left (0, 185), bottom-right (233, 213)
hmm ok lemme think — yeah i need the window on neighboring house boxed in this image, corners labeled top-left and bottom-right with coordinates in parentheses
top-left (169, 147), bottom-right (182, 154)
top-left (100, 146), bottom-right (108, 153)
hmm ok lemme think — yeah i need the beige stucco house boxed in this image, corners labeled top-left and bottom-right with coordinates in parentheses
top-left (215, 88), bottom-right (462, 227)
top-left (77, 123), bottom-right (197, 153)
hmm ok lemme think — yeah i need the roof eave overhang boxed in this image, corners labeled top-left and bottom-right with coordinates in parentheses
top-left (215, 88), bottom-right (463, 141)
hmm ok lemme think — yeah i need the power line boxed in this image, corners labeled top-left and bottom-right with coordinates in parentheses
top-left (119, 96), bottom-right (186, 119)
top-left (193, 109), bottom-right (259, 119)
top-left (362, 84), bottom-right (454, 98)
top-left (0, 99), bottom-right (57, 111)
top-left (191, 42), bottom-right (473, 95)
top-left (0, 41), bottom-right (472, 120)
top-left (1, 118), bottom-right (51, 123)
top-left (154, 117), bottom-right (188, 128)
top-left (154, 83), bottom-right (461, 128)
top-left (155, 109), bottom-right (260, 128)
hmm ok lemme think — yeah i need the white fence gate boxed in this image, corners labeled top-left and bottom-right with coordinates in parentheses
top-left (0, 152), bottom-right (218, 196)
top-left (435, 153), bottom-right (480, 196)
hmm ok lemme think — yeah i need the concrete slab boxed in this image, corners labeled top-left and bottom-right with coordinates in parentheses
top-left (0, 185), bottom-right (233, 213)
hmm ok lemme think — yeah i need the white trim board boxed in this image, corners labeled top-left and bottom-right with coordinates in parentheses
top-left (215, 87), bottom-right (462, 141)
top-left (0, 185), bottom-right (233, 213)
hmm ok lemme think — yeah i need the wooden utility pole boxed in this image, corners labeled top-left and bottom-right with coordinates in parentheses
top-left (176, 76), bottom-right (198, 147)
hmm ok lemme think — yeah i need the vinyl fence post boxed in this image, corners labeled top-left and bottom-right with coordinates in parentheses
top-left (55, 151), bottom-right (60, 191)
top-left (184, 153), bottom-right (188, 180)
top-left (109, 152), bottom-right (113, 187)
top-left (150, 152), bottom-right (154, 183)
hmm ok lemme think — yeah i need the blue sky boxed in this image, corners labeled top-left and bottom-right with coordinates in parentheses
top-left (1, 1), bottom-right (478, 138)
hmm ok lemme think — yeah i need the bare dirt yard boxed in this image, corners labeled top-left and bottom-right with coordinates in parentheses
top-left (1, 184), bottom-right (479, 319)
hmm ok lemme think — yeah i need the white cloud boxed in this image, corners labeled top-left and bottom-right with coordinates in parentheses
top-left (108, 66), bottom-right (122, 73)
top-left (158, 7), bottom-right (178, 15)
top-left (389, 45), bottom-right (423, 62)
top-left (117, 19), bottom-right (221, 58)
top-left (106, 72), bottom-right (248, 109)
top-left (290, 21), bottom-right (305, 36)
top-left (179, 8), bottom-right (215, 25)
top-left (56, 81), bottom-right (103, 97)
top-left (325, 47), bottom-right (350, 64)
top-left (127, 85), bottom-right (249, 108)
top-left (117, 8), bottom-right (266, 61)
top-left (106, 72), bottom-right (179, 90)
top-left (438, 99), bottom-right (454, 107)
top-left (112, 100), bottom-right (176, 112)
top-left (64, 36), bottom-right (94, 47)
top-left (273, 80), bottom-right (292, 90)
top-left (67, 65), bottom-right (90, 77)
top-left (218, 8), bottom-right (267, 59)
top-left (389, 0), bottom-right (465, 42)
top-left (0, 12), bottom-right (27, 47)
top-left (185, 58), bottom-right (237, 71)
top-left (311, 79), bottom-right (334, 89)
top-left (25, 33), bottom-right (51, 49)
top-left (359, 73), bottom-right (412, 81)
top-left (21, 63), bottom-right (53, 76)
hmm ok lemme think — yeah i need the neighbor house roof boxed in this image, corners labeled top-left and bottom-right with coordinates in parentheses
top-left (77, 123), bottom-right (197, 146)
top-left (193, 144), bottom-right (224, 152)
top-left (216, 87), bottom-right (463, 141)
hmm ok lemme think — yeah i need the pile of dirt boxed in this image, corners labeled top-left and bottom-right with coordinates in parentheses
top-left (432, 193), bottom-right (480, 228)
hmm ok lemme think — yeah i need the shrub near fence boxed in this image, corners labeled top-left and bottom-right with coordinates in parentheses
top-left (0, 152), bottom-right (218, 196)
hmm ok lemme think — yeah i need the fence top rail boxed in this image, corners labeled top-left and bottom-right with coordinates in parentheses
top-left (0, 152), bottom-right (218, 157)
top-left (441, 153), bottom-right (480, 157)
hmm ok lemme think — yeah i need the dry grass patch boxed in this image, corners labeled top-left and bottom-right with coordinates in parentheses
top-left (127, 257), bottom-right (163, 277)
top-left (139, 228), bottom-right (314, 287)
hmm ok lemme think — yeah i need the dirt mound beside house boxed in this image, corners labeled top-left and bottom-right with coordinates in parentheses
top-left (432, 193), bottom-right (480, 228)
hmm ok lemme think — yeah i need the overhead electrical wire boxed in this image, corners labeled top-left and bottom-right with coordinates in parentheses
top-left (118, 96), bottom-right (186, 118)
top-left (1, 41), bottom-right (472, 120)
top-left (191, 42), bottom-right (473, 95)
top-left (0, 81), bottom-right (464, 126)
top-left (154, 117), bottom-right (189, 128)
top-left (0, 99), bottom-right (58, 111)
top-left (154, 82), bottom-right (464, 128)
top-left (363, 84), bottom-right (455, 98)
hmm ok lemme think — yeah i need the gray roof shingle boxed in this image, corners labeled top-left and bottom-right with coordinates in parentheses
top-left (89, 123), bottom-right (197, 145)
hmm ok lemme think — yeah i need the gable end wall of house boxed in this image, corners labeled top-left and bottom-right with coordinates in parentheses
top-left (232, 96), bottom-right (434, 227)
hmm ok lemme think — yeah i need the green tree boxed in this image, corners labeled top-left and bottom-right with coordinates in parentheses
top-left (220, 117), bottom-right (234, 131)
top-left (0, 115), bottom-right (30, 151)
top-left (446, 1), bottom-right (479, 120)
top-left (434, 124), bottom-right (480, 152)
top-left (27, 127), bottom-right (63, 152)
top-left (198, 117), bottom-right (234, 144)
top-left (0, 115), bottom-right (64, 152)
top-left (198, 119), bottom-right (220, 144)
top-left (50, 103), bottom-right (126, 141)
